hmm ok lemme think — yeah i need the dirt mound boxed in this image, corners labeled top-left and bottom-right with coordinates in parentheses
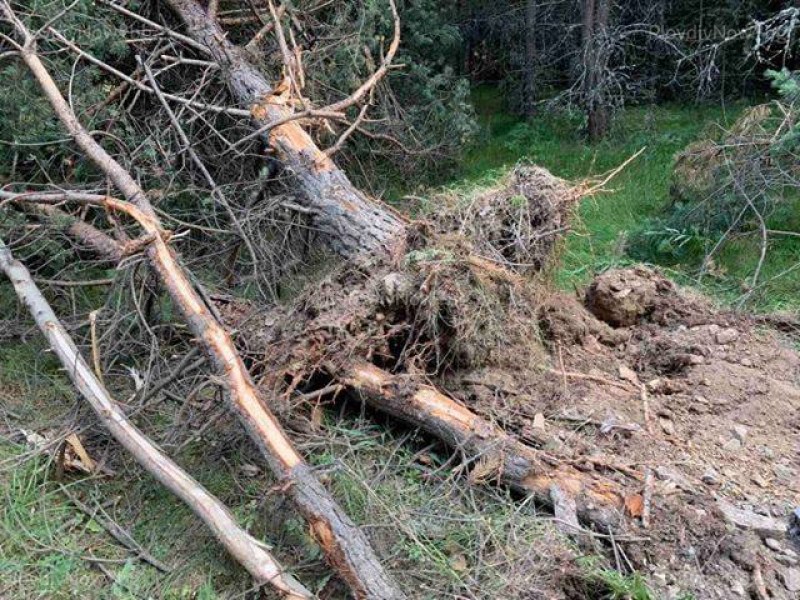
top-left (430, 265), bottom-right (799, 599)
top-left (520, 269), bottom-right (800, 599)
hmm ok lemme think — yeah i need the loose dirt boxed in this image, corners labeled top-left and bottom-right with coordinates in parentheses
top-left (449, 267), bottom-right (800, 599)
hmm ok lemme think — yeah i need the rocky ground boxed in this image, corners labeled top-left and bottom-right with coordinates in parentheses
top-left (445, 266), bottom-right (800, 599)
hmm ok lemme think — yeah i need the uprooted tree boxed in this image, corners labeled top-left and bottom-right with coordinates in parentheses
top-left (11, 0), bottom-right (794, 597)
top-left (0, 0), bottom-right (652, 593)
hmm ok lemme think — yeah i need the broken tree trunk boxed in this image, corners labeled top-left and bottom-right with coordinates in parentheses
top-left (0, 236), bottom-right (312, 600)
top-left (4, 10), bottom-right (403, 599)
top-left (339, 361), bottom-right (624, 527)
top-left (163, 0), bottom-right (407, 260)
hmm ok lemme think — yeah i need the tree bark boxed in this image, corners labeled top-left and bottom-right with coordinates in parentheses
top-left (30, 203), bottom-right (124, 263)
top-left (522, 0), bottom-right (537, 117)
top-left (338, 361), bottom-right (624, 527)
top-left (0, 236), bottom-right (312, 600)
top-left (163, 0), bottom-right (407, 260)
top-left (5, 10), bottom-right (404, 599)
top-left (582, 0), bottom-right (610, 142)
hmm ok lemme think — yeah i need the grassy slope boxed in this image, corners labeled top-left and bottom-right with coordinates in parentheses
top-left (448, 86), bottom-right (800, 311)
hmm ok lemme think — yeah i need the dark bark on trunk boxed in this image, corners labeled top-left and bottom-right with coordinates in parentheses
top-left (29, 203), bottom-right (123, 262)
top-left (523, 0), bottom-right (537, 117)
top-left (582, 0), bottom-right (610, 142)
top-left (164, 0), bottom-right (407, 260)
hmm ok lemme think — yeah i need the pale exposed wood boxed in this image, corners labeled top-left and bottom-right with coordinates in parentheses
top-left (3, 9), bottom-right (404, 598)
top-left (340, 361), bottom-right (624, 527)
top-left (0, 236), bottom-right (311, 600)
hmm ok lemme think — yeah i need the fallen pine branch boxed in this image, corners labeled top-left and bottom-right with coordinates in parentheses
top-left (338, 360), bottom-right (625, 528)
top-left (1, 8), bottom-right (403, 598)
top-left (0, 235), bottom-right (312, 599)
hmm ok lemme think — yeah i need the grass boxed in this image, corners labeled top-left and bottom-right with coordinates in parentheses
top-left (433, 85), bottom-right (800, 312)
top-left (0, 334), bottom-right (573, 598)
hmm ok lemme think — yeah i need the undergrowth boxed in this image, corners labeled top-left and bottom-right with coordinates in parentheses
top-left (422, 86), bottom-right (799, 312)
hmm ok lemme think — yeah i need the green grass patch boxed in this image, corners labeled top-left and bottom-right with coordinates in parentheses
top-left (433, 86), bottom-right (799, 312)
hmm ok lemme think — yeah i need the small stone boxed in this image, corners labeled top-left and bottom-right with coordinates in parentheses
top-left (780, 567), bottom-right (800, 592)
top-left (688, 354), bottom-right (705, 365)
top-left (532, 412), bottom-right (546, 430)
top-left (777, 554), bottom-right (799, 566)
top-left (765, 538), bottom-right (783, 552)
top-left (449, 553), bottom-right (468, 572)
top-left (659, 417), bottom-right (676, 436)
top-left (751, 475), bottom-right (768, 488)
top-left (723, 438), bottom-right (742, 452)
top-left (759, 446), bottom-right (775, 459)
top-left (716, 328), bottom-right (739, 345)
top-left (730, 581), bottom-right (746, 597)
top-left (240, 463), bottom-right (260, 477)
top-left (784, 547), bottom-right (799, 559)
top-left (693, 395), bottom-right (709, 404)
top-left (774, 464), bottom-right (795, 481)
top-left (740, 358), bottom-right (753, 367)
top-left (702, 469), bottom-right (720, 485)
top-left (732, 425), bottom-right (749, 443)
top-left (618, 364), bottom-right (640, 385)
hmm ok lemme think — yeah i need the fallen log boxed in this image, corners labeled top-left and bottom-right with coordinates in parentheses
top-left (162, 0), bottom-right (407, 260)
top-left (4, 10), bottom-right (403, 599)
top-left (0, 236), bottom-right (312, 600)
top-left (339, 361), bottom-right (624, 527)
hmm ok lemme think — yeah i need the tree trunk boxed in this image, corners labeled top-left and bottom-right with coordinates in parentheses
top-left (0, 236), bottom-right (312, 600)
top-left (339, 361), bottom-right (624, 527)
top-left (164, 0), bottom-right (407, 260)
top-left (582, 0), bottom-right (610, 142)
top-left (6, 12), bottom-right (404, 598)
top-left (522, 0), bottom-right (537, 117)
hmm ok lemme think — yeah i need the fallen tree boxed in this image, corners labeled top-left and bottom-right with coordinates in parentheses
top-left (1, 5), bottom-right (403, 598)
top-left (0, 236), bottom-right (312, 600)
top-left (162, 0), bottom-right (408, 260)
top-left (339, 361), bottom-right (624, 526)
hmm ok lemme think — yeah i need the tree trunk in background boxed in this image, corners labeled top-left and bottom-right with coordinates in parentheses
top-left (582, 0), bottom-right (610, 141)
top-left (164, 0), bottom-right (407, 261)
top-left (523, 0), bottom-right (537, 117)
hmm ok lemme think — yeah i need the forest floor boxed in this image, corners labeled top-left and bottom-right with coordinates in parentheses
top-left (1, 92), bottom-right (799, 599)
